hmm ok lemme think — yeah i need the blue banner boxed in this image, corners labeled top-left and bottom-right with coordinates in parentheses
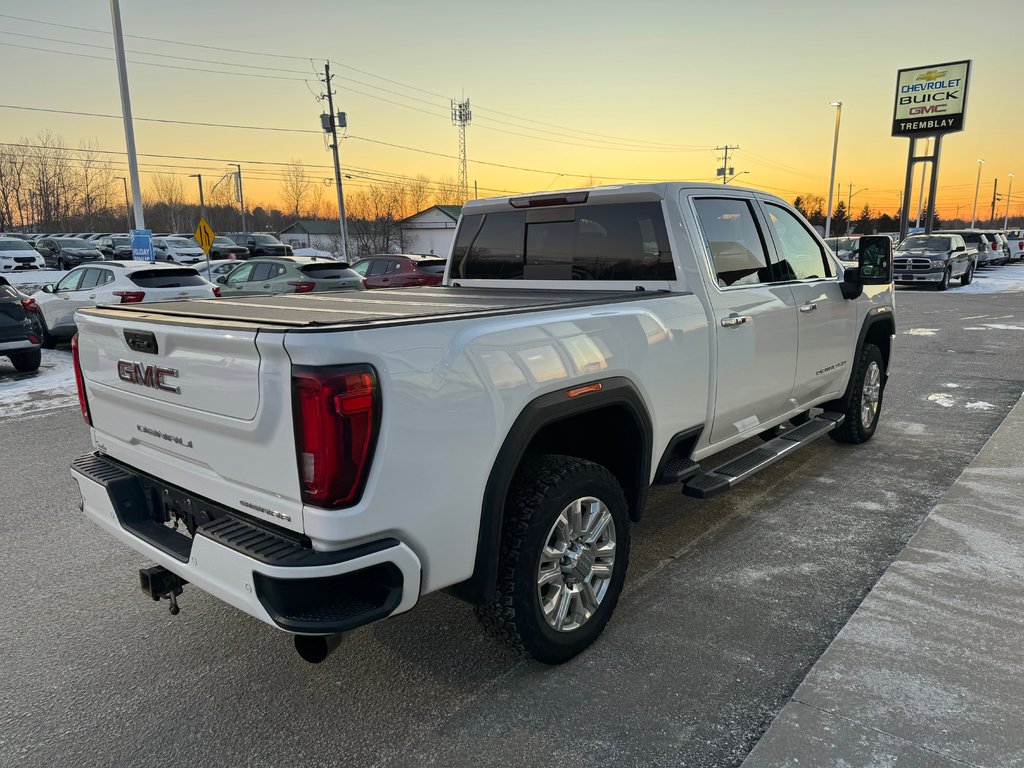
top-left (131, 229), bottom-right (154, 261)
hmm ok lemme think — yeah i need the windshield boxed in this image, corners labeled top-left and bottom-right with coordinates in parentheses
top-left (252, 234), bottom-right (281, 245)
top-left (0, 240), bottom-right (35, 252)
top-left (166, 237), bottom-right (198, 248)
top-left (111, 236), bottom-right (131, 246)
top-left (54, 238), bottom-right (92, 248)
top-left (900, 236), bottom-right (951, 251)
top-left (213, 237), bottom-right (237, 246)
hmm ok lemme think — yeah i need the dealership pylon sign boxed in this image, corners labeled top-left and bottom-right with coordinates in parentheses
top-left (892, 60), bottom-right (971, 137)
top-left (893, 60), bottom-right (971, 240)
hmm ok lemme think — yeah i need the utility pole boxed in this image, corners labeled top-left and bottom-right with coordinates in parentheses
top-left (230, 163), bottom-right (245, 233)
top-left (115, 176), bottom-right (131, 230)
top-left (714, 145), bottom-right (739, 185)
top-left (109, 0), bottom-right (144, 230)
top-left (990, 178), bottom-right (998, 227)
top-left (452, 99), bottom-right (472, 201)
top-left (474, 180), bottom-right (478, 200)
top-left (320, 63), bottom-right (349, 260)
top-left (189, 173), bottom-right (205, 224)
top-left (1004, 173), bottom-right (1015, 229)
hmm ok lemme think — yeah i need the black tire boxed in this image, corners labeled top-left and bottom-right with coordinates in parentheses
top-left (9, 348), bottom-right (41, 372)
top-left (475, 454), bottom-right (631, 664)
top-left (960, 262), bottom-right (974, 286)
top-left (38, 315), bottom-right (57, 350)
top-left (831, 343), bottom-right (884, 444)
top-left (935, 268), bottom-right (950, 291)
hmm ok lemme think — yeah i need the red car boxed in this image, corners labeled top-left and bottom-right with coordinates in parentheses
top-left (349, 254), bottom-right (447, 289)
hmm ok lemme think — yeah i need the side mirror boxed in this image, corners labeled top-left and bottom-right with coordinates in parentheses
top-left (42, 284), bottom-right (54, 294)
top-left (246, 239), bottom-right (256, 248)
top-left (857, 235), bottom-right (892, 285)
top-left (954, 244), bottom-right (965, 252)
top-left (216, 276), bottom-right (227, 284)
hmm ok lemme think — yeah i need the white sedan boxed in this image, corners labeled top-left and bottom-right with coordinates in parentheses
top-left (0, 236), bottom-right (46, 271)
top-left (154, 236), bottom-right (207, 265)
top-left (32, 260), bottom-right (218, 348)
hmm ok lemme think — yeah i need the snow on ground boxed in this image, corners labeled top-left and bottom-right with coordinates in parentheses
top-left (3, 269), bottom-right (66, 296)
top-left (954, 263), bottom-right (1024, 294)
top-left (292, 248), bottom-right (335, 259)
top-left (0, 348), bottom-right (78, 420)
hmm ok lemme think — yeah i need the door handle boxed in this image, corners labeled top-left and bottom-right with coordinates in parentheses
top-left (720, 315), bottom-right (752, 328)
top-left (799, 303), bottom-right (818, 313)
top-left (88, 295), bottom-right (96, 299)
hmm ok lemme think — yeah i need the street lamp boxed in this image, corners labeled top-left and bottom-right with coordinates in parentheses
top-left (824, 101), bottom-right (842, 238)
top-left (189, 173), bottom-right (205, 223)
top-left (115, 176), bottom-right (131, 231)
top-left (724, 170), bottom-right (749, 185)
top-left (970, 158), bottom-right (985, 228)
top-left (1004, 173), bottom-right (1015, 229)
top-left (847, 186), bottom-right (868, 234)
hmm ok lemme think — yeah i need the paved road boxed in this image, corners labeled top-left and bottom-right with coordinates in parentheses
top-left (2, 267), bottom-right (1023, 768)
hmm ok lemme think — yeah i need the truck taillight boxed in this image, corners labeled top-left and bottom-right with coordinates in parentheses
top-left (292, 365), bottom-right (379, 508)
top-left (113, 290), bottom-right (146, 303)
top-left (287, 281), bottom-right (315, 293)
top-left (20, 298), bottom-right (38, 313)
top-left (212, 285), bottom-right (222, 297)
top-left (71, 333), bottom-right (92, 426)
top-left (991, 242), bottom-right (998, 250)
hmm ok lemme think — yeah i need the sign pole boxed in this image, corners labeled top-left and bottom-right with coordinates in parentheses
top-left (924, 134), bottom-right (942, 234)
top-left (899, 138), bottom-right (916, 242)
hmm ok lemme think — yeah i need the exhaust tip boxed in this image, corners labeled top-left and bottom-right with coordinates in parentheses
top-left (294, 633), bottom-right (344, 664)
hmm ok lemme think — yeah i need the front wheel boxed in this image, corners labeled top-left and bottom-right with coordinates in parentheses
top-left (831, 343), bottom-right (884, 444)
top-left (475, 454), bottom-right (630, 664)
top-left (935, 268), bottom-right (950, 291)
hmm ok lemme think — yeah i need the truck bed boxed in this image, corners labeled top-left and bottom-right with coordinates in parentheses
top-left (80, 286), bottom-right (664, 331)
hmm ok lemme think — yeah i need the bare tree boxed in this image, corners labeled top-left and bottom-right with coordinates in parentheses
top-left (347, 182), bottom-right (407, 255)
top-left (432, 175), bottom-right (465, 207)
top-left (305, 180), bottom-right (335, 220)
top-left (404, 174), bottom-right (433, 216)
top-left (149, 174), bottom-right (188, 232)
top-left (76, 141), bottom-right (115, 231)
top-left (0, 143), bottom-right (29, 230)
top-left (280, 160), bottom-right (311, 221)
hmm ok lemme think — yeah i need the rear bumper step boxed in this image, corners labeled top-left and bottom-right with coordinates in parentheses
top-left (71, 452), bottom-right (420, 633)
top-left (683, 413), bottom-right (844, 499)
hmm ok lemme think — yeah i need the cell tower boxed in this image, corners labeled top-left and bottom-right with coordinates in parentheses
top-left (451, 98), bottom-right (471, 201)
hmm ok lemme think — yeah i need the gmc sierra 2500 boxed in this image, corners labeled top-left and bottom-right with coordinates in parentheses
top-left (70, 183), bottom-right (895, 664)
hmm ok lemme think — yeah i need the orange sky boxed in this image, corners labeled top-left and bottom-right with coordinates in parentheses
top-left (1, 0), bottom-right (1021, 220)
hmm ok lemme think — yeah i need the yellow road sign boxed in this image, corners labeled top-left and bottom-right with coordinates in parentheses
top-left (194, 217), bottom-right (216, 255)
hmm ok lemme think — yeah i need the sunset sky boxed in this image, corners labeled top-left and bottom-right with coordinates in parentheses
top-left (1, 0), bottom-right (1021, 219)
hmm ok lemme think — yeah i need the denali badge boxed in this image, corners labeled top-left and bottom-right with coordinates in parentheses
top-left (117, 360), bottom-right (180, 393)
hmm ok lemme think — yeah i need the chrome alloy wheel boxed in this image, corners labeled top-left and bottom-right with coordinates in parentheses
top-left (861, 361), bottom-right (881, 428)
top-left (536, 496), bottom-right (616, 632)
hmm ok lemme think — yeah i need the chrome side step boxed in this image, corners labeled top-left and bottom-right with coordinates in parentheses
top-left (682, 413), bottom-right (845, 499)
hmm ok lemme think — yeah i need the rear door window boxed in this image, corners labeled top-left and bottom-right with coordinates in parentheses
top-left (129, 268), bottom-right (207, 287)
top-left (692, 198), bottom-right (773, 288)
top-left (78, 268), bottom-right (102, 290)
top-left (450, 202), bottom-right (674, 281)
top-left (367, 259), bottom-right (390, 277)
top-left (250, 263), bottom-right (275, 282)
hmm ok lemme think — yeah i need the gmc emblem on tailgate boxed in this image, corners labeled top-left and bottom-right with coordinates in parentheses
top-left (117, 360), bottom-right (180, 394)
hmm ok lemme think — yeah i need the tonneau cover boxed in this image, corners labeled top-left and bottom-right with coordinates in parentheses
top-left (79, 286), bottom-right (657, 331)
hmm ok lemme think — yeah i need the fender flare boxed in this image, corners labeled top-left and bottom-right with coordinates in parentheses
top-left (448, 377), bottom-right (653, 605)
top-left (829, 308), bottom-right (895, 410)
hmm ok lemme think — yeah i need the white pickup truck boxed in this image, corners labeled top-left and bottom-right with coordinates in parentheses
top-left (70, 183), bottom-right (895, 664)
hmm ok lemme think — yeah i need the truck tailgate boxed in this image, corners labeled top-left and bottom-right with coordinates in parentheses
top-left (75, 310), bottom-right (304, 533)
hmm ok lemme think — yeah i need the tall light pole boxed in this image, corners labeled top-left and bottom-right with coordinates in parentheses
top-left (824, 101), bottom-right (842, 238)
top-left (115, 176), bottom-right (130, 231)
top-left (189, 173), bottom-right (205, 223)
top-left (229, 164), bottom-right (245, 232)
top-left (1004, 173), bottom-right (1015, 229)
top-left (970, 158), bottom-right (985, 228)
top-left (109, 0), bottom-right (144, 231)
top-left (848, 185), bottom-right (868, 233)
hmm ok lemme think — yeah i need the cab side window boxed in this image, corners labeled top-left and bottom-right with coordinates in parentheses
top-left (692, 197), bottom-right (773, 288)
top-left (764, 204), bottom-right (832, 281)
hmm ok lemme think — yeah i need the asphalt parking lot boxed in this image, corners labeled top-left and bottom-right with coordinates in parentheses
top-left (2, 265), bottom-right (1023, 768)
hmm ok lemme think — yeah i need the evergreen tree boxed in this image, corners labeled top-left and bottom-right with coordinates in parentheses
top-left (832, 200), bottom-right (849, 235)
top-left (855, 203), bottom-right (873, 234)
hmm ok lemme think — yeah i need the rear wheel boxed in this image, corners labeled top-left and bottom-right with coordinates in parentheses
top-left (9, 348), bottom-right (41, 372)
top-left (475, 454), bottom-right (630, 664)
top-left (960, 262), bottom-right (974, 286)
top-left (831, 343), bottom-right (884, 444)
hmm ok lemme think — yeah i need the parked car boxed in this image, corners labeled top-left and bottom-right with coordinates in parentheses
top-left (154, 237), bottom-right (207, 265)
top-left (32, 261), bottom-right (219, 347)
top-left (1005, 230), bottom-right (1024, 261)
top-left (197, 259), bottom-right (244, 282)
top-left (34, 237), bottom-right (105, 270)
top-left (94, 235), bottom-right (133, 260)
top-left (985, 231), bottom-right (1011, 265)
top-left (893, 234), bottom-right (975, 289)
top-left (936, 230), bottom-right (998, 266)
top-left (215, 256), bottom-right (363, 296)
top-left (70, 182), bottom-right (896, 665)
top-left (349, 254), bottom-right (448, 288)
top-left (208, 236), bottom-right (251, 260)
top-left (222, 232), bottom-right (293, 258)
top-left (0, 275), bottom-right (42, 372)
top-left (86, 233), bottom-right (114, 241)
top-left (0, 236), bottom-right (46, 271)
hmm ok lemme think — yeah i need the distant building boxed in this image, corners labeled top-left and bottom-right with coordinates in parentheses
top-left (399, 205), bottom-right (462, 257)
top-left (277, 220), bottom-right (353, 253)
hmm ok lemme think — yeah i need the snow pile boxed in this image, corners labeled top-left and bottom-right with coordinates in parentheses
top-left (0, 349), bottom-right (78, 420)
top-left (956, 265), bottom-right (1024, 294)
top-left (2, 269), bottom-right (65, 296)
